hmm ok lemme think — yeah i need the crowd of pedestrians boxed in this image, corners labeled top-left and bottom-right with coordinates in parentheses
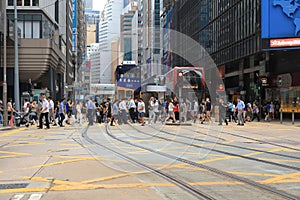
top-left (0, 95), bottom-right (282, 128)
top-left (0, 96), bottom-right (86, 128)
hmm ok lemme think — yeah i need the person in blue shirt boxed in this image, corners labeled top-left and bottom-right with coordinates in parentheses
top-left (227, 100), bottom-right (236, 122)
top-left (87, 97), bottom-right (95, 126)
top-left (58, 98), bottom-right (66, 127)
top-left (236, 97), bottom-right (245, 126)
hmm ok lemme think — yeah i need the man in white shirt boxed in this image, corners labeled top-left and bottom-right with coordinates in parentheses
top-left (138, 98), bottom-right (145, 126)
top-left (23, 99), bottom-right (30, 114)
top-left (128, 97), bottom-right (137, 123)
top-left (119, 98), bottom-right (128, 124)
top-left (38, 95), bottom-right (50, 129)
top-left (48, 96), bottom-right (56, 125)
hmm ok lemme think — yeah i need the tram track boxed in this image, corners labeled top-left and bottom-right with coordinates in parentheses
top-left (126, 124), bottom-right (300, 171)
top-left (103, 124), bottom-right (299, 200)
top-left (150, 124), bottom-right (300, 160)
top-left (195, 124), bottom-right (300, 152)
top-left (81, 125), bottom-right (216, 200)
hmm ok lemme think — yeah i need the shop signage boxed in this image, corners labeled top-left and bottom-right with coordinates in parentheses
top-left (270, 38), bottom-right (300, 48)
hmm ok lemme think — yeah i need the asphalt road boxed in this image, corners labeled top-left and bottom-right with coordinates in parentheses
top-left (0, 120), bottom-right (300, 200)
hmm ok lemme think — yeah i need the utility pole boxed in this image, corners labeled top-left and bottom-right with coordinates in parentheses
top-left (14, 0), bottom-right (20, 111)
top-left (3, 1), bottom-right (8, 126)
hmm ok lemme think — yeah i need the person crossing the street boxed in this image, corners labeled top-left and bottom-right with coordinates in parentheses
top-left (38, 95), bottom-right (50, 129)
top-left (237, 97), bottom-right (245, 126)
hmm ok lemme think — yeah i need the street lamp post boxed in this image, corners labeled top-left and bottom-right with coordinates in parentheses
top-left (3, 1), bottom-right (8, 126)
top-left (14, 0), bottom-right (20, 111)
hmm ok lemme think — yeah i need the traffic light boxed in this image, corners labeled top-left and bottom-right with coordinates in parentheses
top-left (257, 85), bottom-right (261, 91)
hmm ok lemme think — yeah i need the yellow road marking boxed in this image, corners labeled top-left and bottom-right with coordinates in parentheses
top-left (127, 150), bottom-right (149, 154)
top-left (0, 155), bottom-right (14, 159)
top-left (61, 144), bottom-right (82, 147)
top-left (2, 178), bottom-right (300, 194)
top-left (0, 188), bottom-right (48, 194)
top-left (229, 171), bottom-right (278, 177)
top-left (260, 172), bottom-right (300, 184)
top-left (264, 178), bottom-right (300, 184)
top-left (0, 128), bottom-right (26, 138)
top-left (3, 142), bottom-right (45, 148)
top-left (221, 140), bottom-right (236, 144)
top-left (0, 172), bottom-right (300, 194)
top-left (0, 151), bottom-right (30, 156)
top-left (31, 158), bottom-right (96, 168)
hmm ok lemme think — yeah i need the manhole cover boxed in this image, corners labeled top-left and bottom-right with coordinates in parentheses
top-left (0, 183), bottom-right (29, 189)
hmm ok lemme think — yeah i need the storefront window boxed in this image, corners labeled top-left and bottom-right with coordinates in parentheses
top-left (280, 87), bottom-right (300, 113)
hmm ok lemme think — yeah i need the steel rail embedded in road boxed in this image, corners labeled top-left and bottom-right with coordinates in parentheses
top-left (108, 124), bottom-right (299, 200)
top-left (127, 124), bottom-right (300, 171)
top-left (197, 125), bottom-right (300, 152)
top-left (81, 126), bottom-right (216, 200)
top-left (150, 125), bottom-right (300, 160)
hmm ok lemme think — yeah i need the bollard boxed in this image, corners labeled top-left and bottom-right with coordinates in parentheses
top-left (280, 109), bottom-right (283, 124)
top-left (292, 110), bottom-right (295, 125)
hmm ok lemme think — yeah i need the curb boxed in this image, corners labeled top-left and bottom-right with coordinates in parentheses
top-left (0, 126), bottom-right (16, 131)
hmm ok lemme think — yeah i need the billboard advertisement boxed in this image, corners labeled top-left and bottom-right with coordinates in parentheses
top-left (116, 65), bottom-right (141, 91)
top-left (262, 0), bottom-right (300, 49)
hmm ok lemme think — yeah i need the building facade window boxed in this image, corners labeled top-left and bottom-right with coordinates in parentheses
top-left (32, 0), bottom-right (39, 6)
top-left (8, 0), bottom-right (39, 6)
top-left (8, 14), bottom-right (42, 39)
top-left (24, 0), bottom-right (30, 6)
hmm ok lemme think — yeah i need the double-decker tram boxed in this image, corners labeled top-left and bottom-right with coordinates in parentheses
top-left (115, 61), bottom-right (141, 99)
top-left (165, 66), bottom-right (206, 101)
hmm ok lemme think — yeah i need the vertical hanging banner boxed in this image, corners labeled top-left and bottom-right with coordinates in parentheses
top-left (72, 0), bottom-right (77, 52)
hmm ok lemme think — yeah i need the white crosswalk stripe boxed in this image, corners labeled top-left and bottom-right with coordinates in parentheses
top-left (28, 194), bottom-right (43, 200)
top-left (11, 193), bottom-right (43, 200)
top-left (11, 194), bottom-right (25, 200)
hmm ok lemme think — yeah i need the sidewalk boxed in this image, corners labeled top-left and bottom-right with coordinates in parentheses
top-left (0, 125), bottom-right (15, 131)
top-left (257, 118), bottom-right (300, 126)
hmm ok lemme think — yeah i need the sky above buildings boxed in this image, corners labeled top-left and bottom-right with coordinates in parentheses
top-left (93, 0), bottom-right (107, 11)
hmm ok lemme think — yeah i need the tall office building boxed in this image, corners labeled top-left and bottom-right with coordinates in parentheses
top-left (84, 0), bottom-right (93, 10)
top-left (72, 0), bottom-right (86, 97)
top-left (98, 0), bottom-right (123, 84)
top-left (87, 43), bottom-right (101, 84)
top-left (85, 10), bottom-right (100, 44)
top-left (120, 1), bottom-right (138, 62)
top-left (138, 0), bottom-right (162, 84)
top-left (4, 0), bottom-right (72, 100)
top-left (170, 0), bottom-right (300, 114)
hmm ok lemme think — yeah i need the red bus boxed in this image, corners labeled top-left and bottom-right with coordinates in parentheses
top-left (165, 66), bottom-right (206, 101)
